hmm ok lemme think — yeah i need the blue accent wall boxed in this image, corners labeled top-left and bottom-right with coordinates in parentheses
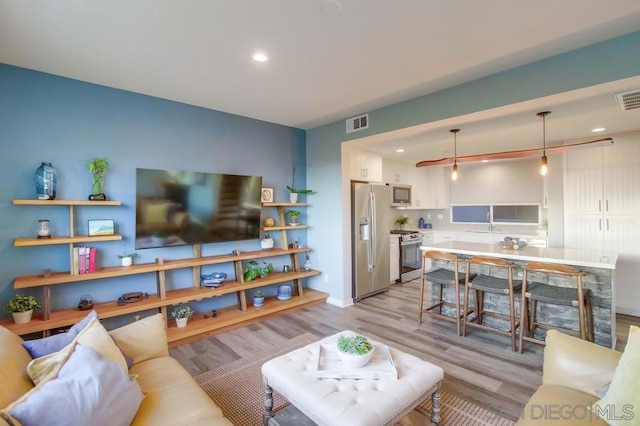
top-left (0, 64), bottom-right (307, 324)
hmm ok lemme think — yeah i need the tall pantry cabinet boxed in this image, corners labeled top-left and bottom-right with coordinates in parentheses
top-left (563, 134), bottom-right (640, 314)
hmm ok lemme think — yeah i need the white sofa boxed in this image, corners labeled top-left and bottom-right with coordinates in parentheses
top-left (0, 313), bottom-right (231, 426)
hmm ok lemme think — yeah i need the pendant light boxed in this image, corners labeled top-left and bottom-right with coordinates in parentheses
top-left (537, 111), bottom-right (551, 176)
top-left (450, 128), bottom-right (460, 181)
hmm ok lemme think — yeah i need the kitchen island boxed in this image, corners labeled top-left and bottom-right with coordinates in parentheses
top-left (420, 241), bottom-right (618, 348)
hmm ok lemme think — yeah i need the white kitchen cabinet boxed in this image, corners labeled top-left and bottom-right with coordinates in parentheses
top-left (563, 136), bottom-right (640, 314)
top-left (382, 159), bottom-right (409, 185)
top-left (423, 167), bottom-right (449, 209)
top-left (433, 231), bottom-right (457, 243)
top-left (406, 166), bottom-right (427, 209)
top-left (350, 148), bottom-right (382, 182)
top-left (390, 235), bottom-right (400, 283)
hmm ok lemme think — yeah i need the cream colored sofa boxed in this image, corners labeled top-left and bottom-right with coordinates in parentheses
top-left (0, 313), bottom-right (231, 426)
top-left (518, 330), bottom-right (622, 425)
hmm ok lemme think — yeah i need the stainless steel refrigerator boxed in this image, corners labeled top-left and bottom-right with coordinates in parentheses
top-left (351, 182), bottom-right (391, 302)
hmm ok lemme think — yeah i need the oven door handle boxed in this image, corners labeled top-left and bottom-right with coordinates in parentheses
top-left (400, 240), bottom-right (422, 247)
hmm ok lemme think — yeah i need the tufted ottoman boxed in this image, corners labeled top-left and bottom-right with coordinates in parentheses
top-left (261, 331), bottom-right (444, 425)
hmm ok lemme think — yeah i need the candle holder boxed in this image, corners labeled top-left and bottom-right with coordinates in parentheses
top-left (37, 220), bottom-right (51, 239)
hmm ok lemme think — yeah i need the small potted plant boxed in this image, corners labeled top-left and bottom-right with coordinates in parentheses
top-left (253, 290), bottom-right (265, 308)
top-left (87, 158), bottom-right (109, 201)
top-left (260, 233), bottom-right (274, 250)
top-left (243, 261), bottom-right (273, 281)
top-left (286, 210), bottom-right (301, 226)
top-left (171, 303), bottom-right (194, 328)
top-left (395, 215), bottom-right (409, 230)
top-left (337, 334), bottom-right (375, 369)
top-left (4, 294), bottom-right (41, 324)
top-left (117, 252), bottom-right (138, 267)
top-left (286, 186), bottom-right (312, 203)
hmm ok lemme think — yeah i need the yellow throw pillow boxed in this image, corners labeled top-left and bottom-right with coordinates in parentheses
top-left (592, 326), bottom-right (640, 425)
top-left (27, 317), bottom-right (128, 385)
top-left (109, 313), bottom-right (168, 365)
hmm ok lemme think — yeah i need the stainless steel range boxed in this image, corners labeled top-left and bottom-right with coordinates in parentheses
top-left (390, 230), bottom-right (423, 282)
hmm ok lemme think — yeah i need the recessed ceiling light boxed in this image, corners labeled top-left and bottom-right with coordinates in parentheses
top-left (481, 160), bottom-right (489, 163)
top-left (396, 148), bottom-right (405, 153)
top-left (252, 52), bottom-right (269, 62)
top-left (592, 127), bottom-right (606, 132)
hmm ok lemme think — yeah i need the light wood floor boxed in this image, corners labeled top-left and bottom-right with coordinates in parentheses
top-left (171, 279), bottom-right (639, 422)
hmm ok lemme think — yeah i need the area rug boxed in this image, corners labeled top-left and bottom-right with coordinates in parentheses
top-left (194, 333), bottom-right (515, 426)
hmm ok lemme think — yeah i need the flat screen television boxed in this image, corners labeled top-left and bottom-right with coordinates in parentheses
top-left (135, 168), bottom-right (263, 249)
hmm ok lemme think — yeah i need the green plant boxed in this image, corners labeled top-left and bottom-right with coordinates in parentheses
top-left (395, 215), bottom-right (409, 226)
top-left (254, 290), bottom-right (264, 298)
top-left (87, 158), bottom-right (109, 194)
top-left (171, 303), bottom-right (194, 319)
top-left (243, 261), bottom-right (273, 281)
top-left (337, 334), bottom-right (373, 356)
top-left (117, 252), bottom-right (138, 259)
top-left (4, 294), bottom-right (41, 313)
top-left (286, 185), bottom-right (312, 194)
top-left (286, 210), bottom-right (301, 217)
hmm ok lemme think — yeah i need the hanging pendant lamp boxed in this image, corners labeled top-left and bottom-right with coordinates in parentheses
top-left (450, 129), bottom-right (460, 181)
top-left (537, 111), bottom-right (551, 176)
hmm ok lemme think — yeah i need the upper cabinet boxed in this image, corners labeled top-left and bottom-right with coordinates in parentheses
top-left (382, 159), bottom-right (409, 185)
top-left (350, 148), bottom-right (382, 182)
top-left (407, 166), bottom-right (448, 209)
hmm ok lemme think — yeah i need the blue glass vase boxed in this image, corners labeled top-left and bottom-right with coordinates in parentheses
top-left (35, 162), bottom-right (57, 200)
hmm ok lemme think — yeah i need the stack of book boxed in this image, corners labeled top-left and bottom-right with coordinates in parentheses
top-left (72, 246), bottom-right (97, 275)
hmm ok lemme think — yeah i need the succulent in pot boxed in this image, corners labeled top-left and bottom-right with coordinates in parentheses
top-left (337, 334), bottom-right (375, 369)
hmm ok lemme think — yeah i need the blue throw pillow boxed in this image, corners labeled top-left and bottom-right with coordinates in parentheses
top-left (5, 344), bottom-right (143, 426)
top-left (22, 310), bottom-right (97, 358)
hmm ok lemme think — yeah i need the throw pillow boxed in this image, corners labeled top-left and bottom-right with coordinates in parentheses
top-left (21, 310), bottom-right (98, 358)
top-left (27, 317), bottom-right (128, 385)
top-left (1, 345), bottom-right (143, 426)
top-left (592, 326), bottom-right (640, 425)
top-left (109, 313), bottom-right (168, 365)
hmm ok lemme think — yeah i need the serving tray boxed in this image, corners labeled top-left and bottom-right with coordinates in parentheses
top-left (314, 342), bottom-right (398, 380)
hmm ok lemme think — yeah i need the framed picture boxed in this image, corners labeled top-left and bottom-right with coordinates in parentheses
top-left (88, 219), bottom-right (115, 236)
top-left (261, 187), bottom-right (274, 203)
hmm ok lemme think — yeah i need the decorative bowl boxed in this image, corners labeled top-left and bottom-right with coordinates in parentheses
top-left (201, 272), bottom-right (227, 286)
top-left (339, 347), bottom-right (375, 369)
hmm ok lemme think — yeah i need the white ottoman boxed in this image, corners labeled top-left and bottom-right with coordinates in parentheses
top-left (262, 331), bottom-right (444, 426)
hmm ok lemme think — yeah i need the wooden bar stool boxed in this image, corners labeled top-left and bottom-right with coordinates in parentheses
top-left (418, 251), bottom-right (475, 336)
top-left (518, 262), bottom-right (594, 354)
top-left (462, 256), bottom-right (522, 351)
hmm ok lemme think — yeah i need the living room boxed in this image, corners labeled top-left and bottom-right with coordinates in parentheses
top-left (2, 2), bottom-right (640, 425)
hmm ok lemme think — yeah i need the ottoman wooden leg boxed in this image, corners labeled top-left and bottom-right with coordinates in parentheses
top-left (431, 390), bottom-right (441, 424)
top-left (263, 376), bottom-right (274, 425)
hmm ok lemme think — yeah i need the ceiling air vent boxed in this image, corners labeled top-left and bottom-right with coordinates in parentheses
top-left (615, 90), bottom-right (640, 111)
top-left (346, 113), bottom-right (369, 134)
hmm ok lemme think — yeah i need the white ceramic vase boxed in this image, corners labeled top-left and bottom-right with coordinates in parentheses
top-left (121, 257), bottom-right (133, 267)
top-left (289, 192), bottom-right (298, 203)
top-left (176, 317), bottom-right (188, 328)
top-left (12, 310), bottom-right (33, 325)
top-left (260, 238), bottom-right (274, 250)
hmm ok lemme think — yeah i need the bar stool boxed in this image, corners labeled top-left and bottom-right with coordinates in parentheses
top-left (462, 256), bottom-right (522, 351)
top-left (518, 262), bottom-right (594, 354)
top-left (418, 251), bottom-right (475, 336)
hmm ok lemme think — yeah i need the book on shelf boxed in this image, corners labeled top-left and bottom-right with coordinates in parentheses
top-left (72, 246), bottom-right (97, 274)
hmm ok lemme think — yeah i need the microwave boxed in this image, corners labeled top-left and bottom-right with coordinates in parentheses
top-left (389, 184), bottom-right (411, 207)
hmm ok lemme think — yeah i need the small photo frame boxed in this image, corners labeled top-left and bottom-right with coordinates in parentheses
top-left (88, 219), bottom-right (115, 236)
top-left (261, 187), bottom-right (274, 203)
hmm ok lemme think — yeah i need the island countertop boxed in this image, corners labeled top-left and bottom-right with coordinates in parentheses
top-left (420, 241), bottom-right (618, 270)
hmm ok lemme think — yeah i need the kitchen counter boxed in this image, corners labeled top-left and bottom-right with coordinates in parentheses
top-left (419, 241), bottom-right (618, 348)
top-left (420, 241), bottom-right (617, 269)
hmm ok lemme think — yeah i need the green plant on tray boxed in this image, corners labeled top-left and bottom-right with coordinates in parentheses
top-left (243, 261), bottom-right (273, 281)
top-left (337, 334), bottom-right (374, 355)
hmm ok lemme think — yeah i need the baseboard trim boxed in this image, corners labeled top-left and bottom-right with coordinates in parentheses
top-left (616, 306), bottom-right (640, 317)
top-left (326, 296), bottom-right (353, 308)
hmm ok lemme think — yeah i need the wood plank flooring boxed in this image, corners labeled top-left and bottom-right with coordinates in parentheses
top-left (171, 279), bottom-right (639, 422)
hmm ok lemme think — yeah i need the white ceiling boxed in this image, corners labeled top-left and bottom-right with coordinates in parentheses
top-left (2, 0), bottom-right (640, 162)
